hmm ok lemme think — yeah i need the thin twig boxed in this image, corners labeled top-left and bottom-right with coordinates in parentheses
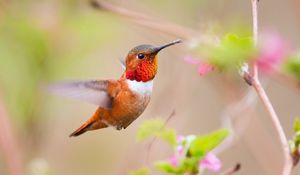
top-left (249, 0), bottom-right (293, 174)
top-left (90, 0), bottom-right (214, 43)
top-left (251, 79), bottom-right (292, 174)
top-left (213, 74), bottom-right (282, 174)
top-left (251, 0), bottom-right (258, 79)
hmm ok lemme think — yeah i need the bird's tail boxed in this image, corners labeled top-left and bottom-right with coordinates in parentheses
top-left (69, 107), bottom-right (109, 137)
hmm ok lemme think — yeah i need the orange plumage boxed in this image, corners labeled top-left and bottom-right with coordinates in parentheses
top-left (50, 40), bottom-right (181, 137)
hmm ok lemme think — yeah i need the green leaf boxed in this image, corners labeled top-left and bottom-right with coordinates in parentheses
top-left (294, 132), bottom-right (300, 147)
top-left (157, 129), bottom-right (177, 146)
top-left (289, 140), bottom-right (296, 153)
top-left (155, 161), bottom-right (186, 175)
top-left (155, 161), bottom-right (179, 174)
top-left (129, 167), bottom-right (149, 175)
top-left (180, 157), bottom-right (199, 174)
top-left (294, 118), bottom-right (300, 132)
top-left (292, 118), bottom-right (300, 150)
top-left (201, 33), bottom-right (255, 71)
top-left (189, 129), bottom-right (229, 158)
top-left (136, 119), bottom-right (176, 146)
top-left (155, 158), bottom-right (199, 175)
top-left (283, 55), bottom-right (300, 82)
top-left (136, 119), bottom-right (164, 141)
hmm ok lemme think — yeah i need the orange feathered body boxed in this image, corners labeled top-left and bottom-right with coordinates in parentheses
top-left (66, 40), bottom-right (181, 137)
top-left (70, 77), bottom-right (152, 136)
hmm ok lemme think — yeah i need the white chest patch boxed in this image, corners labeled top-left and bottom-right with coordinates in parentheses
top-left (126, 80), bottom-right (153, 96)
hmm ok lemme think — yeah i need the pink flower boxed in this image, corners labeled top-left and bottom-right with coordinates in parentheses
top-left (197, 62), bottom-right (214, 76)
top-left (256, 32), bottom-right (289, 74)
top-left (169, 135), bottom-right (189, 167)
top-left (169, 154), bottom-right (178, 167)
top-left (176, 135), bottom-right (185, 143)
top-left (176, 145), bottom-right (184, 155)
top-left (200, 152), bottom-right (222, 172)
top-left (184, 55), bottom-right (214, 76)
top-left (169, 137), bottom-right (185, 167)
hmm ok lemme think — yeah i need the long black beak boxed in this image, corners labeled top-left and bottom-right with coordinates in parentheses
top-left (153, 39), bottom-right (182, 53)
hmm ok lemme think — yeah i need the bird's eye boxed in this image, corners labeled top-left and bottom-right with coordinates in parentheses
top-left (137, 53), bottom-right (145, 59)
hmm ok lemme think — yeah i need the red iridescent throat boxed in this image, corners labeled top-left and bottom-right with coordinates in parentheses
top-left (126, 60), bottom-right (157, 82)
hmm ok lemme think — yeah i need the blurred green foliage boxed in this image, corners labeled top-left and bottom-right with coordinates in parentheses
top-left (155, 158), bottom-right (199, 175)
top-left (0, 2), bottom-right (121, 130)
top-left (208, 34), bottom-right (255, 70)
top-left (0, 14), bottom-right (52, 126)
top-left (189, 129), bottom-right (229, 158)
top-left (155, 129), bottom-right (228, 174)
top-left (136, 119), bottom-right (229, 175)
top-left (194, 33), bottom-right (256, 71)
top-left (289, 118), bottom-right (300, 166)
top-left (136, 118), bottom-right (176, 146)
top-left (294, 119), bottom-right (300, 132)
top-left (284, 54), bottom-right (300, 82)
top-left (129, 167), bottom-right (149, 175)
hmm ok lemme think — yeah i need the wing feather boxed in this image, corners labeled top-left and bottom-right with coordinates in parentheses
top-left (47, 80), bottom-right (112, 109)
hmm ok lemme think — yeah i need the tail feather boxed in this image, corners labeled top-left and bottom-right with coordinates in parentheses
top-left (69, 123), bottom-right (92, 137)
top-left (69, 107), bottom-right (110, 137)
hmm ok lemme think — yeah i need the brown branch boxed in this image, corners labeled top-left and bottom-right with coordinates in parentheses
top-left (90, 0), bottom-right (214, 43)
top-left (0, 94), bottom-right (23, 175)
top-left (250, 0), bottom-right (259, 79)
top-left (251, 78), bottom-right (293, 174)
top-left (248, 0), bottom-right (293, 174)
top-left (211, 73), bottom-right (282, 174)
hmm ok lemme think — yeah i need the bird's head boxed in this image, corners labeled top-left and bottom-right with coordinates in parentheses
top-left (125, 39), bottom-right (181, 82)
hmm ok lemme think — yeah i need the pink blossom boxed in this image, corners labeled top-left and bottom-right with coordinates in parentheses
top-left (169, 135), bottom-right (187, 167)
top-left (176, 135), bottom-right (185, 143)
top-left (184, 55), bottom-right (214, 76)
top-left (256, 32), bottom-right (289, 74)
top-left (176, 145), bottom-right (184, 155)
top-left (169, 154), bottom-right (178, 167)
top-left (200, 152), bottom-right (222, 172)
top-left (168, 147), bottom-right (184, 167)
top-left (197, 62), bottom-right (214, 76)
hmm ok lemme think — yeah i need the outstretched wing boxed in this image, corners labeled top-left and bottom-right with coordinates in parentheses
top-left (47, 80), bottom-right (112, 109)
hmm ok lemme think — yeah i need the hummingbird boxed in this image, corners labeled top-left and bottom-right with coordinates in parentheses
top-left (50, 39), bottom-right (181, 137)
